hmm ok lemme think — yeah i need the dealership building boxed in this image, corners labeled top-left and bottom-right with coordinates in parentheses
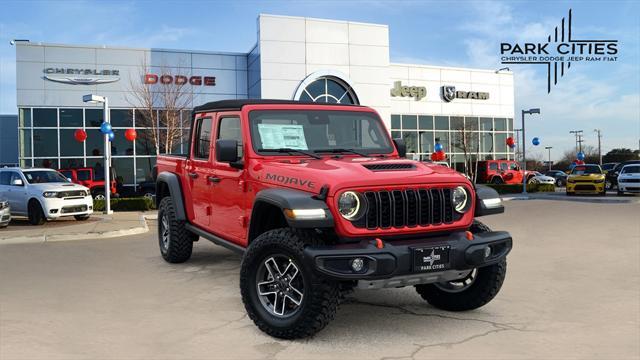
top-left (11, 14), bottom-right (515, 191)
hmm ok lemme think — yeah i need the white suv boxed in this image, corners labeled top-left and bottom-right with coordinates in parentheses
top-left (0, 168), bottom-right (94, 225)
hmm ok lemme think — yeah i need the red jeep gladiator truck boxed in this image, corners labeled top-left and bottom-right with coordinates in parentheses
top-left (155, 100), bottom-right (512, 339)
top-left (476, 160), bottom-right (534, 185)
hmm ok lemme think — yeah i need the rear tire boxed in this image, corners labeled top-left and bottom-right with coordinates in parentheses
top-left (157, 197), bottom-right (195, 263)
top-left (74, 214), bottom-right (90, 221)
top-left (415, 220), bottom-right (507, 311)
top-left (28, 200), bottom-right (45, 225)
top-left (240, 228), bottom-right (340, 339)
top-left (491, 177), bottom-right (503, 184)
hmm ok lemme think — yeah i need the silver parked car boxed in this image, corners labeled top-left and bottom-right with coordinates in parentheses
top-left (528, 171), bottom-right (557, 185)
top-left (0, 198), bottom-right (10, 228)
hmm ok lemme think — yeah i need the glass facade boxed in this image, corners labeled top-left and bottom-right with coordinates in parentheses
top-left (391, 114), bottom-right (514, 172)
top-left (18, 107), bottom-right (191, 191)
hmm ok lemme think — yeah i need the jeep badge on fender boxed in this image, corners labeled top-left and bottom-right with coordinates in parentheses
top-left (154, 99), bottom-right (512, 339)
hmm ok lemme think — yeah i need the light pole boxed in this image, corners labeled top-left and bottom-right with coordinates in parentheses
top-left (521, 108), bottom-right (541, 194)
top-left (545, 146), bottom-right (553, 171)
top-left (513, 128), bottom-right (522, 161)
top-left (82, 94), bottom-right (112, 215)
top-left (594, 129), bottom-right (602, 165)
top-left (569, 130), bottom-right (583, 154)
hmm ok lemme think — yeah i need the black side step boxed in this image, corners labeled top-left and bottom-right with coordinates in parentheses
top-left (185, 223), bottom-right (245, 255)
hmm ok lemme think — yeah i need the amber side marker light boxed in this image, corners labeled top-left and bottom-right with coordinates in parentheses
top-left (465, 231), bottom-right (474, 241)
top-left (375, 238), bottom-right (384, 249)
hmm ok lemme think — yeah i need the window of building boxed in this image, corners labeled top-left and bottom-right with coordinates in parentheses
top-left (60, 158), bottom-right (84, 169)
top-left (136, 157), bottom-right (156, 183)
top-left (20, 129), bottom-right (31, 157)
top-left (110, 129), bottom-right (134, 156)
top-left (111, 109), bottom-right (133, 127)
top-left (193, 117), bottom-right (212, 159)
top-left (19, 108), bottom-right (31, 127)
top-left (391, 115), bottom-right (400, 129)
top-left (434, 116), bottom-right (449, 130)
top-left (60, 129), bottom-right (84, 156)
top-left (218, 117), bottom-right (243, 159)
top-left (86, 129), bottom-right (104, 156)
top-left (135, 129), bottom-right (155, 156)
top-left (418, 115), bottom-right (433, 130)
top-left (33, 129), bottom-right (58, 157)
top-left (34, 158), bottom-right (58, 169)
top-left (402, 115), bottom-right (417, 130)
top-left (112, 158), bottom-right (134, 185)
top-left (59, 108), bottom-right (83, 127)
top-left (298, 76), bottom-right (358, 104)
top-left (33, 108), bottom-right (57, 127)
top-left (480, 117), bottom-right (493, 131)
top-left (494, 118), bottom-right (507, 131)
top-left (86, 109), bottom-right (103, 127)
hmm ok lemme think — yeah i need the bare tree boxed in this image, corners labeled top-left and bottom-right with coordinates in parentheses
top-left (452, 122), bottom-right (480, 182)
top-left (126, 59), bottom-right (193, 156)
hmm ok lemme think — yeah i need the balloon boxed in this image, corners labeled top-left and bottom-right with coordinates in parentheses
top-left (100, 122), bottom-right (112, 134)
top-left (434, 143), bottom-right (443, 152)
top-left (74, 129), bottom-right (87, 142)
top-left (532, 137), bottom-right (540, 146)
top-left (107, 131), bottom-right (115, 142)
top-left (509, 143), bottom-right (516, 149)
top-left (430, 152), bottom-right (438, 161)
top-left (577, 151), bottom-right (585, 161)
top-left (575, 159), bottom-right (585, 165)
top-left (124, 128), bottom-right (137, 142)
top-left (506, 137), bottom-right (515, 147)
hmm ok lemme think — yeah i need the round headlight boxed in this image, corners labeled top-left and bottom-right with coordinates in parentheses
top-left (338, 191), bottom-right (366, 220)
top-left (452, 186), bottom-right (469, 213)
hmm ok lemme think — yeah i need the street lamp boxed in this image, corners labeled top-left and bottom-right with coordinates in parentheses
top-left (545, 146), bottom-right (553, 171)
top-left (521, 108), bottom-right (541, 194)
top-left (82, 94), bottom-right (113, 215)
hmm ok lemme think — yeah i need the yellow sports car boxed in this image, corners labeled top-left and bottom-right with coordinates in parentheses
top-left (566, 164), bottom-right (606, 195)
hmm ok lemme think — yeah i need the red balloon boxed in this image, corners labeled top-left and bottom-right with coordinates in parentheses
top-left (74, 129), bottom-right (87, 142)
top-left (506, 137), bottom-right (515, 147)
top-left (575, 159), bottom-right (585, 165)
top-left (124, 128), bottom-right (137, 142)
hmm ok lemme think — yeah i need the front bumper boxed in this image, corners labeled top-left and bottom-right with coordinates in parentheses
top-left (42, 196), bottom-right (94, 219)
top-left (0, 207), bottom-right (11, 226)
top-left (618, 182), bottom-right (640, 192)
top-left (303, 230), bottom-right (512, 284)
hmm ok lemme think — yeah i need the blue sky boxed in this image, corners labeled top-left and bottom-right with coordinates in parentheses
top-left (0, 0), bottom-right (638, 160)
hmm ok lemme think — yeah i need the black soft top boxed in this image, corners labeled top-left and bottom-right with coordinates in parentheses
top-left (192, 99), bottom-right (362, 114)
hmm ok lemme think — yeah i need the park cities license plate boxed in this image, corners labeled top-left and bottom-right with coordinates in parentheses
top-left (413, 246), bottom-right (450, 272)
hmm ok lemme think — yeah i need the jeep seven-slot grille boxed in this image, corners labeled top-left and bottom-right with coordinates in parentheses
top-left (353, 188), bottom-right (454, 229)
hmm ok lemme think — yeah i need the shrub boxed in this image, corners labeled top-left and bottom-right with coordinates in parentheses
top-left (93, 197), bottom-right (155, 212)
top-left (484, 183), bottom-right (555, 194)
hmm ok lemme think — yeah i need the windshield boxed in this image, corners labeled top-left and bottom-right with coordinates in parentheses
top-left (249, 110), bottom-right (394, 156)
top-left (622, 165), bottom-right (640, 174)
top-left (602, 163), bottom-right (617, 171)
top-left (23, 170), bottom-right (70, 184)
top-left (571, 165), bottom-right (602, 175)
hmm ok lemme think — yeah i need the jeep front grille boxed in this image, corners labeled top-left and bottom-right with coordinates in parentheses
top-left (353, 188), bottom-right (454, 229)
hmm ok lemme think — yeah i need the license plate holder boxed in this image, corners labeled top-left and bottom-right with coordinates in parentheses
top-left (412, 245), bottom-right (451, 272)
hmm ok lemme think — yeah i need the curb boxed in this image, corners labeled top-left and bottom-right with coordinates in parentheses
top-left (0, 214), bottom-right (151, 245)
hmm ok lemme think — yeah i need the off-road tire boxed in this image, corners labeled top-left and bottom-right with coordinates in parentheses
top-left (158, 196), bottom-right (195, 263)
top-left (28, 200), bottom-right (45, 225)
top-left (74, 214), bottom-right (90, 221)
top-left (491, 177), bottom-right (503, 184)
top-left (240, 228), bottom-right (340, 339)
top-left (415, 220), bottom-right (507, 311)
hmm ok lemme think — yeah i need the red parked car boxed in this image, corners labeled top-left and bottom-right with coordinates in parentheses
top-left (59, 167), bottom-right (118, 200)
top-left (476, 160), bottom-right (534, 185)
top-left (155, 100), bottom-right (512, 339)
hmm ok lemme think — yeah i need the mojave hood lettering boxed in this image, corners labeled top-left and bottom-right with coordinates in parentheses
top-left (265, 173), bottom-right (316, 189)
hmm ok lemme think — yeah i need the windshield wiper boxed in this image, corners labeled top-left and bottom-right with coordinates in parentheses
top-left (258, 148), bottom-right (322, 159)
top-left (313, 148), bottom-right (370, 157)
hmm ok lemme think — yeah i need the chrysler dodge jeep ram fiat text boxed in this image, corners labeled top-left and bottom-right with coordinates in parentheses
top-left (155, 100), bottom-right (512, 339)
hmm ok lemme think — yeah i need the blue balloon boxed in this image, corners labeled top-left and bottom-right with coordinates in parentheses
top-left (434, 143), bottom-right (443, 152)
top-left (532, 137), bottom-right (540, 146)
top-left (107, 131), bottom-right (115, 141)
top-left (100, 122), bottom-right (112, 134)
top-left (577, 151), bottom-right (585, 160)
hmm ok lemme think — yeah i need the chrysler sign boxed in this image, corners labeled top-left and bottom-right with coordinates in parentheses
top-left (43, 67), bottom-right (120, 85)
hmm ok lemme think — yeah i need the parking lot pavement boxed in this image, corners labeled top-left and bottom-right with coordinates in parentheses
top-left (1, 200), bottom-right (638, 359)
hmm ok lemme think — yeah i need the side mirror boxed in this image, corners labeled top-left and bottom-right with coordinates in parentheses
top-left (216, 139), bottom-right (243, 169)
top-left (393, 138), bottom-right (406, 158)
top-left (12, 178), bottom-right (23, 186)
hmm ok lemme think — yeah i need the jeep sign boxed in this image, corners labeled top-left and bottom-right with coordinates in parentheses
top-left (390, 81), bottom-right (426, 101)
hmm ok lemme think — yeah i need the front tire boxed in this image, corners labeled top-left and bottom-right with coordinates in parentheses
top-left (240, 228), bottom-right (339, 339)
top-left (415, 220), bottom-right (507, 311)
top-left (28, 200), bottom-right (45, 225)
top-left (157, 197), bottom-right (195, 263)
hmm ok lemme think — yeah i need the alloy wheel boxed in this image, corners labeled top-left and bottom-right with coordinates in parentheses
top-left (256, 255), bottom-right (305, 317)
top-left (160, 214), bottom-right (170, 250)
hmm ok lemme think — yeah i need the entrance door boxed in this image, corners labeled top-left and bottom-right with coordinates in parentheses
top-left (186, 116), bottom-right (216, 229)
top-left (209, 113), bottom-right (246, 244)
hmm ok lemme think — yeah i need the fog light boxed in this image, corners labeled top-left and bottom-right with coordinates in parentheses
top-left (49, 209), bottom-right (58, 214)
top-left (484, 246), bottom-right (492, 258)
top-left (351, 258), bottom-right (365, 272)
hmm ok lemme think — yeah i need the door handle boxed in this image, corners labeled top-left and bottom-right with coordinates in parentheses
top-left (188, 172), bottom-right (199, 179)
top-left (207, 176), bottom-right (221, 183)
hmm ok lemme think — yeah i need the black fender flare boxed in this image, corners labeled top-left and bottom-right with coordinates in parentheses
top-left (156, 172), bottom-right (187, 221)
top-left (250, 188), bottom-right (334, 230)
top-left (474, 184), bottom-right (504, 217)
